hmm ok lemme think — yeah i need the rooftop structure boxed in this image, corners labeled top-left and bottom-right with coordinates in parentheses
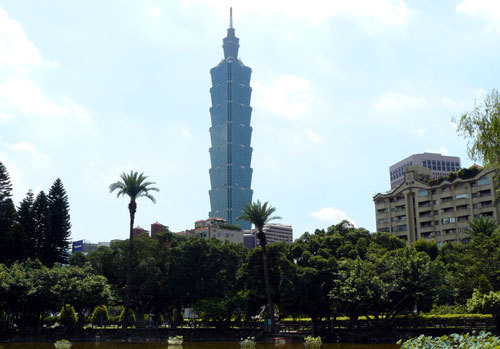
top-left (151, 221), bottom-right (169, 238)
top-left (182, 217), bottom-right (244, 244)
top-left (390, 153), bottom-right (461, 189)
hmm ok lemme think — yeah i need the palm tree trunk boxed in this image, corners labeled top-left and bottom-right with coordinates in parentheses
top-left (123, 199), bottom-right (136, 329)
top-left (258, 228), bottom-right (275, 333)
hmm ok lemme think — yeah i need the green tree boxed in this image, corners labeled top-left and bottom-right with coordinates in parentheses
top-left (48, 178), bottom-right (72, 264)
top-left (456, 89), bottom-right (500, 168)
top-left (59, 304), bottom-right (77, 330)
top-left (68, 251), bottom-right (87, 267)
top-left (238, 200), bottom-right (280, 332)
top-left (15, 191), bottom-right (36, 260)
top-left (51, 265), bottom-right (112, 328)
top-left (0, 162), bottom-right (15, 263)
top-left (413, 239), bottom-right (439, 261)
top-left (32, 191), bottom-right (51, 264)
top-left (109, 171), bottom-right (159, 328)
top-left (464, 216), bottom-right (498, 237)
top-left (0, 161), bottom-right (12, 200)
top-left (91, 305), bottom-right (109, 326)
top-left (467, 289), bottom-right (500, 331)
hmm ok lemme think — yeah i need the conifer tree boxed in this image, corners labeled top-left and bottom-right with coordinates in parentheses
top-left (0, 161), bottom-right (12, 200)
top-left (0, 161), bottom-right (15, 263)
top-left (15, 190), bottom-right (36, 259)
top-left (48, 178), bottom-right (71, 264)
top-left (32, 191), bottom-right (51, 264)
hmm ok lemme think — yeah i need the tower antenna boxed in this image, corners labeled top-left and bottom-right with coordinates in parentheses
top-left (230, 7), bottom-right (233, 29)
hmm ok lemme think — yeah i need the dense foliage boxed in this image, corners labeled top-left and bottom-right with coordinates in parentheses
top-left (1, 217), bottom-right (500, 333)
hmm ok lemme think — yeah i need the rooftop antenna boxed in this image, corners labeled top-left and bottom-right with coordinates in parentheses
top-left (230, 7), bottom-right (233, 29)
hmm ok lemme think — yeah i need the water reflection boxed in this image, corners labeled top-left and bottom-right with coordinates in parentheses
top-left (1, 342), bottom-right (399, 349)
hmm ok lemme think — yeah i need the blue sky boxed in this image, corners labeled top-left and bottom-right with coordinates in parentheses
top-left (0, 0), bottom-right (499, 242)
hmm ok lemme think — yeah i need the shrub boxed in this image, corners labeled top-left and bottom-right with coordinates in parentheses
top-left (398, 332), bottom-right (500, 348)
top-left (59, 304), bottom-right (77, 329)
top-left (91, 305), bottom-right (109, 325)
top-left (43, 315), bottom-right (59, 327)
top-left (119, 308), bottom-right (136, 323)
top-left (428, 304), bottom-right (468, 315)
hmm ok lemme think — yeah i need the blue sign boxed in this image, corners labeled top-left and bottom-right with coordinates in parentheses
top-left (73, 240), bottom-right (83, 252)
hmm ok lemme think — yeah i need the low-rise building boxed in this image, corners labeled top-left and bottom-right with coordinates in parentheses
top-left (151, 221), bottom-right (169, 238)
top-left (132, 226), bottom-right (149, 238)
top-left (181, 217), bottom-right (244, 244)
top-left (374, 165), bottom-right (499, 246)
top-left (244, 223), bottom-right (293, 248)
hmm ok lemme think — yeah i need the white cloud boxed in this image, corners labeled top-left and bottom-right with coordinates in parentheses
top-left (0, 77), bottom-right (62, 116)
top-left (413, 128), bottom-right (427, 136)
top-left (472, 88), bottom-right (488, 101)
top-left (305, 128), bottom-right (321, 143)
top-left (253, 75), bottom-right (319, 119)
top-left (181, 127), bottom-right (192, 139)
top-left (374, 92), bottom-right (427, 111)
top-left (183, 0), bottom-right (409, 27)
top-left (310, 207), bottom-right (357, 226)
top-left (0, 7), bottom-right (93, 128)
top-left (62, 97), bottom-right (93, 125)
top-left (0, 7), bottom-right (42, 72)
top-left (8, 141), bottom-right (36, 153)
top-left (457, 0), bottom-right (500, 32)
top-left (6, 141), bottom-right (50, 161)
top-left (147, 6), bottom-right (161, 17)
top-left (426, 146), bottom-right (449, 156)
top-left (440, 97), bottom-right (456, 108)
top-left (0, 77), bottom-right (93, 124)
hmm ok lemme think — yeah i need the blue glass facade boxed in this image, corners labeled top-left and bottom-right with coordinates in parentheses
top-left (208, 19), bottom-right (253, 230)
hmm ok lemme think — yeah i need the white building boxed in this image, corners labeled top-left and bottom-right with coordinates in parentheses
top-left (182, 217), bottom-right (244, 244)
top-left (244, 223), bottom-right (293, 248)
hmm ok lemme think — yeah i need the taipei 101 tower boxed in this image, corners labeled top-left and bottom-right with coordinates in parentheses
top-left (208, 8), bottom-right (253, 230)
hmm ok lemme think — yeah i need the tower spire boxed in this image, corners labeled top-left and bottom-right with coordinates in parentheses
top-left (230, 7), bottom-right (233, 29)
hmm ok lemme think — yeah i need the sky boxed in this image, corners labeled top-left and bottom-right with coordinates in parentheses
top-left (0, 0), bottom-right (499, 242)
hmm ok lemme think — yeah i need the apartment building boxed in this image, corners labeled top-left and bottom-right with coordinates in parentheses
top-left (374, 165), bottom-right (499, 246)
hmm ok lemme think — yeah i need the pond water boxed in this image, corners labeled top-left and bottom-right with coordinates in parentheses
top-left (0, 342), bottom-right (399, 349)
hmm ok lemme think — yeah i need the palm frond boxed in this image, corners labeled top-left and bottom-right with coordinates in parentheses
top-left (109, 170), bottom-right (159, 202)
top-left (238, 200), bottom-right (280, 230)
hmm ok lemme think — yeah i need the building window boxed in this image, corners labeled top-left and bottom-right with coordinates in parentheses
top-left (442, 217), bottom-right (456, 224)
top-left (418, 189), bottom-right (429, 197)
top-left (478, 176), bottom-right (490, 186)
top-left (456, 193), bottom-right (469, 200)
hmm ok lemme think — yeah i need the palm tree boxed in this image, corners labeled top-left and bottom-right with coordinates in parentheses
top-left (109, 171), bottom-right (159, 328)
top-left (464, 216), bottom-right (498, 237)
top-left (238, 200), bottom-right (280, 333)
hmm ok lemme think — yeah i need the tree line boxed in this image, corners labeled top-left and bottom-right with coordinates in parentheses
top-left (0, 162), bottom-right (71, 266)
top-left (1, 218), bottom-right (500, 333)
